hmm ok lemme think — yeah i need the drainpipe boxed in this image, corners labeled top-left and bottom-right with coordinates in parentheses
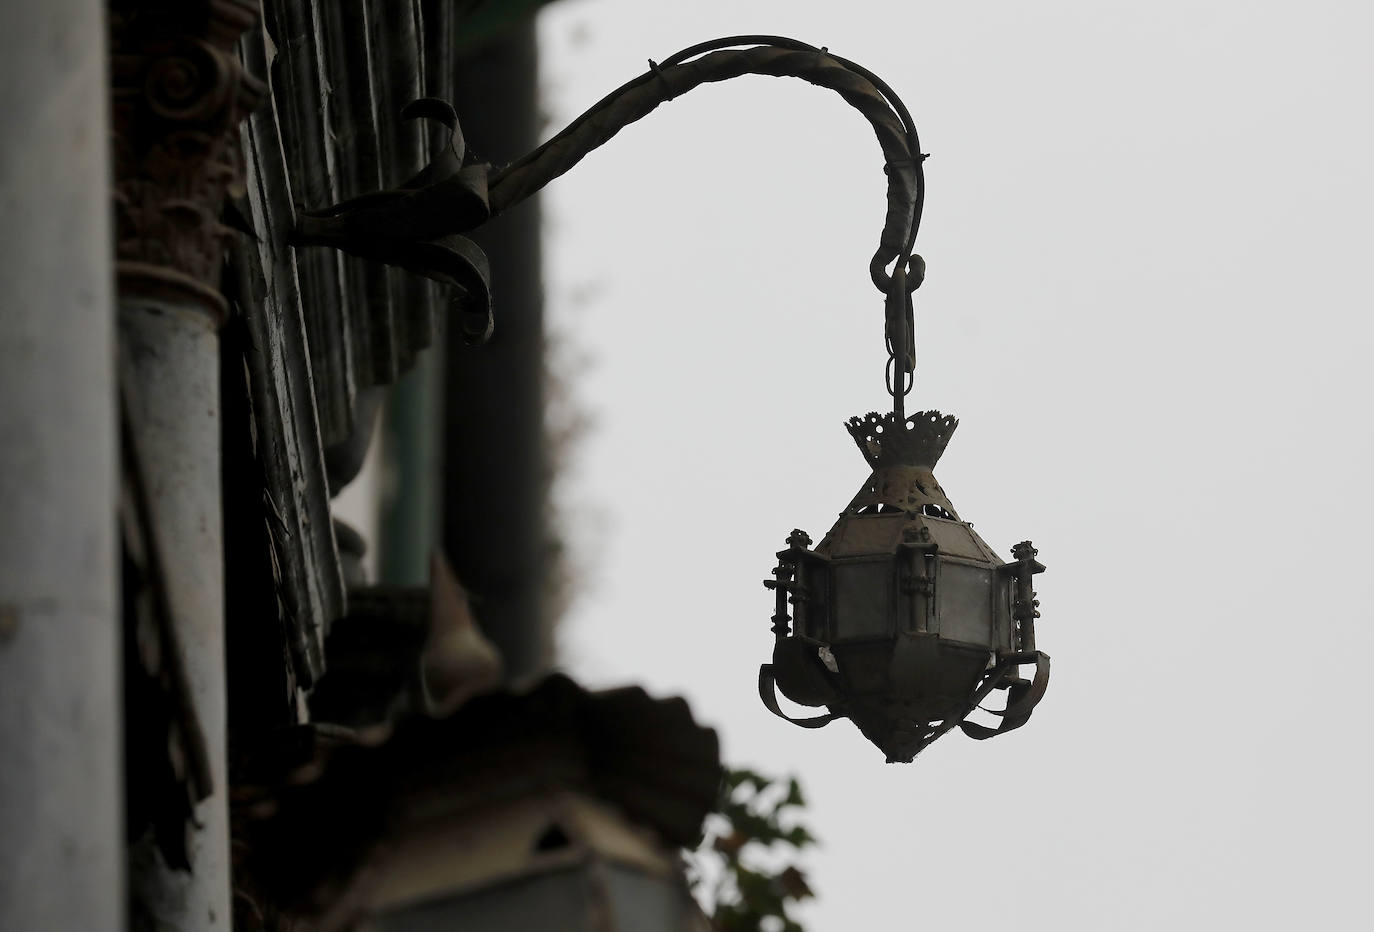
top-left (0, 3), bottom-right (121, 929)
top-left (443, 22), bottom-right (549, 682)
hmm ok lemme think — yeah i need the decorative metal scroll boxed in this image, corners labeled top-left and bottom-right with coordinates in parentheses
top-left (292, 99), bottom-right (495, 345)
top-left (758, 650), bottom-right (1052, 758)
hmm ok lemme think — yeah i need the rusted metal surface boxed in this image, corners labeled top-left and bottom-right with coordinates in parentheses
top-left (760, 410), bottom-right (1050, 762)
top-left (843, 410), bottom-right (961, 517)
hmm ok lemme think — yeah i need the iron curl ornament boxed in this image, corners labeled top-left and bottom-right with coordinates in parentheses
top-left (292, 35), bottom-right (1049, 763)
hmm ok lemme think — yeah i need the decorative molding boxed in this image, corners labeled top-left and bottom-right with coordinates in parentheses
top-left (110, 0), bottom-right (264, 319)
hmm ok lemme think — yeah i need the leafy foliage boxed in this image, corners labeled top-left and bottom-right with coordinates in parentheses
top-left (687, 767), bottom-right (818, 932)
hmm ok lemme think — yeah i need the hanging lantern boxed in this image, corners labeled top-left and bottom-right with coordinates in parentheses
top-left (758, 404), bottom-right (1050, 762)
top-left (286, 31), bottom-right (1051, 765)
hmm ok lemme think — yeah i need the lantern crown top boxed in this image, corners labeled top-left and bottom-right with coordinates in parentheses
top-left (845, 410), bottom-right (958, 471)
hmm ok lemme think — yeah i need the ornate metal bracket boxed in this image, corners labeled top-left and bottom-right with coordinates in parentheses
top-left (291, 36), bottom-right (929, 353)
top-left (291, 99), bottom-right (495, 344)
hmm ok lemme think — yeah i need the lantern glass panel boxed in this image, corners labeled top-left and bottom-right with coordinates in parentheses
top-left (833, 560), bottom-right (892, 640)
top-left (937, 561), bottom-right (996, 647)
top-left (923, 517), bottom-right (991, 560)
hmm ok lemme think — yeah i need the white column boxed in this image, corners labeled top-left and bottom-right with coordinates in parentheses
top-left (121, 300), bottom-right (231, 930)
top-left (0, 2), bottom-right (122, 930)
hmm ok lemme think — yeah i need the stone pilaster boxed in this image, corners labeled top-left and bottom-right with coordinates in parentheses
top-left (110, 3), bottom-right (263, 928)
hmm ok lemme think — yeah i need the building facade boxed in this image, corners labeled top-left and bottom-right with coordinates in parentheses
top-left (0, 3), bottom-right (720, 929)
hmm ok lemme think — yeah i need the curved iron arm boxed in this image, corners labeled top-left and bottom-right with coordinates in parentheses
top-left (292, 36), bottom-right (927, 374)
top-left (488, 35), bottom-right (925, 291)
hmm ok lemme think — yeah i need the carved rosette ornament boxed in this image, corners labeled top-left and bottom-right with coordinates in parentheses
top-left (111, 0), bottom-right (264, 321)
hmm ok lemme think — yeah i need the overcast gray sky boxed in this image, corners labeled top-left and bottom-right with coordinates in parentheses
top-left (535, 1), bottom-right (1374, 928)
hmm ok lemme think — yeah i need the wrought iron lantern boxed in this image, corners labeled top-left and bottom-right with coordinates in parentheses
top-left (758, 407), bottom-right (1050, 762)
top-left (753, 182), bottom-right (1051, 764)
top-left (292, 34), bottom-right (1049, 764)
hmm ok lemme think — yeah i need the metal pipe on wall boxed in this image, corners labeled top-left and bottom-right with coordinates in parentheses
top-left (443, 21), bottom-right (550, 682)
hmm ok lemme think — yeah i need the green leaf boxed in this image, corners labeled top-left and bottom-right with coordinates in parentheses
top-left (691, 765), bottom-right (819, 931)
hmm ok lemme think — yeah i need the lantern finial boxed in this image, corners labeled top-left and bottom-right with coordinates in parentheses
top-left (845, 410), bottom-right (958, 471)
